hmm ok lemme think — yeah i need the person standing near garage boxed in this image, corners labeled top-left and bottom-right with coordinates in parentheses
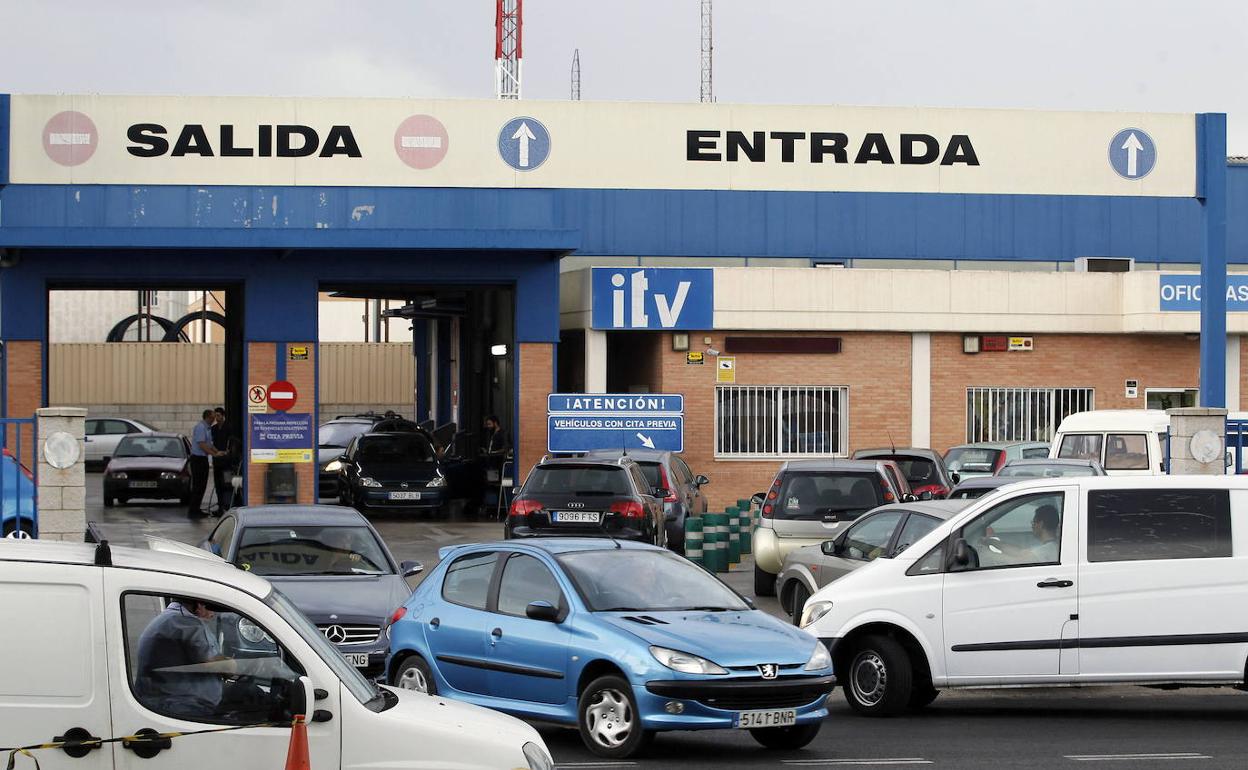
top-left (210, 407), bottom-right (233, 515)
top-left (188, 409), bottom-right (221, 519)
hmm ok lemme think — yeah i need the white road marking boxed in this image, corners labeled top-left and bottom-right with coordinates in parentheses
top-left (1065, 753), bottom-right (1210, 762)
top-left (782, 760), bottom-right (933, 766)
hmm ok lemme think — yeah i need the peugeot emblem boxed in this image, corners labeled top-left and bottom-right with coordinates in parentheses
top-left (401, 482), bottom-right (409, 489)
top-left (758, 663), bottom-right (779, 680)
top-left (566, 502), bottom-right (585, 509)
top-left (324, 625), bottom-right (348, 644)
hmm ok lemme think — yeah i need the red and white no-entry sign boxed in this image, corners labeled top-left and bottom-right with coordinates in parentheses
top-left (43, 111), bottom-right (98, 167)
top-left (267, 380), bottom-right (298, 412)
top-left (394, 114), bottom-right (449, 170)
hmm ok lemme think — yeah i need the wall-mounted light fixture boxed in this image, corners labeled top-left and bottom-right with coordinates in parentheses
top-left (490, 344), bottom-right (508, 357)
top-left (962, 334), bottom-right (980, 354)
top-left (671, 332), bottom-right (690, 352)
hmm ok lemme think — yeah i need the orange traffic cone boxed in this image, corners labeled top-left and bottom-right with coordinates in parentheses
top-left (285, 715), bottom-right (310, 770)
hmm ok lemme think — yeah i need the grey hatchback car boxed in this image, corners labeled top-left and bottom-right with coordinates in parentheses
top-left (582, 449), bottom-right (709, 551)
top-left (775, 499), bottom-right (972, 623)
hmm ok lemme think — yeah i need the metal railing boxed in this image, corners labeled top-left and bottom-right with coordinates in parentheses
top-left (714, 385), bottom-right (848, 458)
top-left (966, 386), bottom-right (1095, 443)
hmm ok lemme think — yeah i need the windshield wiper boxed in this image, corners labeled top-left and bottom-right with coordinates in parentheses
top-left (596, 606), bottom-right (646, 612)
top-left (678, 606), bottom-right (738, 612)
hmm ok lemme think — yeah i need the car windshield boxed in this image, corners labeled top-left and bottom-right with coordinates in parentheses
top-left (558, 549), bottom-right (749, 612)
top-left (357, 434), bottom-right (435, 462)
top-left (114, 436), bottom-right (186, 458)
top-left (318, 422), bottom-right (371, 448)
top-left (525, 465), bottom-right (633, 496)
top-left (772, 471), bottom-right (885, 521)
top-left (944, 447), bottom-right (1003, 474)
top-left (999, 463), bottom-right (1096, 478)
top-left (236, 525), bottom-right (393, 576)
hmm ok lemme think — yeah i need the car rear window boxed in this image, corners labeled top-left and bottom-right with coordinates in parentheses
top-left (773, 471), bottom-right (884, 520)
top-left (944, 447), bottom-right (1002, 474)
top-left (526, 465), bottom-right (633, 496)
top-left (114, 436), bottom-right (186, 458)
top-left (636, 462), bottom-right (663, 488)
top-left (1058, 433), bottom-right (1103, 461)
top-left (872, 456), bottom-right (939, 486)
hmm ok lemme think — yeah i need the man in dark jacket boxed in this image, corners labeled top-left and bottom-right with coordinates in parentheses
top-left (210, 407), bottom-right (233, 515)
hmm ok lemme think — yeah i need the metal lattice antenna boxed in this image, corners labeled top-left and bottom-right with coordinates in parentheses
top-left (700, 0), bottom-right (713, 103)
top-left (571, 49), bottom-right (581, 100)
top-left (495, 0), bottom-right (523, 100)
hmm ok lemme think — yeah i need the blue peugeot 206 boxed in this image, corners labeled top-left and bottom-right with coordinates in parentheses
top-left (385, 538), bottom-right (835, 758)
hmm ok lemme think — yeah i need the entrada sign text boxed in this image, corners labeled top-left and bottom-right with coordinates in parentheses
top-left (687, 131), bottom-right (979, 166)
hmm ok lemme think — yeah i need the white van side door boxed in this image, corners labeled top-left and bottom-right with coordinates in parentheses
top-left (942, 487), bottom-right (1080, 684)
top-left (0, 561), bottom-right (113, 770)
top-left (102, 570), bottom-right (342, 770)
top-left (1078, 486), bottom-right (1247, 681)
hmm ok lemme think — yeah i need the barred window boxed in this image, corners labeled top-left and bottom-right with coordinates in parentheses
top-left (715, 385), bottom-right (848, 457)
top-left (966, 387), bottom-right (1094, 443)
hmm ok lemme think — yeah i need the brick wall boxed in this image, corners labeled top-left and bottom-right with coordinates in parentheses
top-left (245, 343), bottom-right (276, 506)
top-left (930, 333), bottom-right (1201, 453)
top-left (517, 343), bottom-right (554, 485)
top-left (655, 331), bottom-right (913, 510)
top-left (6, 341), bottom-right (43, 460)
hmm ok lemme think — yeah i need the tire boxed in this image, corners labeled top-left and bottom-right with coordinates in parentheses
top-left (117, 498), bottom-right (129, 506)
top-left (789, 583), bottom-right (811, 626)
top-left (749, 722), bottom-right (822, 750)
top-left (843, 634), bottom-right (913, 717)
top-left (754, 564), bottom-right (777, 597)
top-left (392, 655), bottom-right (437, 695)
top-left (907, 681), bottom-right (940, 710)
top-left (103, 495), bottom-right (115, 508)
top-left (2, 519), bottom-right (35, 539)
top-left (578, 674), bottom-right (652, 759)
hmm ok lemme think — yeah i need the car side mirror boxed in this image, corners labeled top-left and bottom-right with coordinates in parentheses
top-left (283, 675), bottom-right (313, 719)
top-left (695, 474), bottom-right (710, 486)
top-left (400, 560), bottom-right (423, 578)
top-left (820, 539), bottom-right (838, 556)
top-left (918, 490), bottom-right (934, 501)
top-left (653, 487), bottom-right (671, 499)
top-left (902, 493), bottom-right (918, 503)
top-left (751, 492), bottom-right (765, 506)
top-left (952, 538), bottom-right (972, 568)
top-left (950, 471), bottom-right (961, 484)
top-left (525, 600), bottom-right (561, 623)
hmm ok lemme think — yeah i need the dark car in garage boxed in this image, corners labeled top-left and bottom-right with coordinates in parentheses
top-left (318, 414), bottom-right (384, 499)
top-left (102, 433), bottom-right (192, 507)
top-left (336, 431), bottom-right (449, 514)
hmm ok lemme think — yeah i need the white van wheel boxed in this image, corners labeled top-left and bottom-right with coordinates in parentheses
top-left (843, 634), bottom-right (912, 716)
top-left (393, 656), bottom-right (436, 695)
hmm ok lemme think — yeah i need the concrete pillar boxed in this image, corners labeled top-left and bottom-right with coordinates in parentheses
top-left (35, 406), bottom-right (87, 541)
top-left (585, 329), bottom-right (608, 393)
top-left (1167, 407), bottom-right (1228, 475)
top-left (911, 333), bottom-right (931, 447)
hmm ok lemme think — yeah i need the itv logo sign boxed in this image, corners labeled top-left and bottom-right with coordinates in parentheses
top-left (591, 267), bottom-right (714, 330)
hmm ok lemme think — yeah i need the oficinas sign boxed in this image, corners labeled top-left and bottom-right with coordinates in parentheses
top-left (126, 123), bottom-right (363, 158)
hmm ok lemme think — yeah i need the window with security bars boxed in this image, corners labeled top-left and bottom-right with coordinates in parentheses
top-left (966, 387), bottom-right (1094, 443)
top-left (715, 385), bottom-right (848, 457)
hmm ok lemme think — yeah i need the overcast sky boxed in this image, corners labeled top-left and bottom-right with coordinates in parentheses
top-left (3, 0), bottom-right (1248, 152)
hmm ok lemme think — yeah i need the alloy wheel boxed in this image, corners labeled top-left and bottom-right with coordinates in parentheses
top-left (585, 688), bottom-right (633, 749)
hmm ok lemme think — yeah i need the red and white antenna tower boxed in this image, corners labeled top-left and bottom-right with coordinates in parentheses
top-left (495, 0), bottom-right (523, 100)
top-left (700, 0), bottom-right (713, 103)
top-left (571, 49), bottom-right (581, 100)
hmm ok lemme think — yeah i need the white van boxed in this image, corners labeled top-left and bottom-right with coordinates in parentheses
top-left (1050, 409), bottom-right (1248, 476)
top-left (0, 540), bottom-right (554, 770)
top-left (801, 475), bottom-right (1248, 716)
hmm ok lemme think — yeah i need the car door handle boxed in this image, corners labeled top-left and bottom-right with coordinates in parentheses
top-left (490, 627), bottom-right (503, 645)
top-left (428, 617), bottom-right (440, 629)
top-left (54, 727), bottom-right (103, 758)
top-left (122, 728), bottom-right (172, 758)
top-left (1036, 579), bottom-right (1073, 588)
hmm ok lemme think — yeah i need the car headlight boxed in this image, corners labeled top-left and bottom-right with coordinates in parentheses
top-left (800, 600), bottom-right (834, 629)
top-left (324, 459), bottom-right (343, 473)
top-left (804, 641), bottom-right (832, 671)
top-left (238, 617), bottom-right (273, 645)
top-left (425, 475), bottom-right (447, 488)
top-left (359, 476), bottom-right (382, 488)
top-left (522, 742), bottom-right (553, 770)
top-left (650, 645), bottom-right (728, 675)
top-left (110, 471), bottom-right (128, 480)
top-left (160, 471), bottom-right (178, 480)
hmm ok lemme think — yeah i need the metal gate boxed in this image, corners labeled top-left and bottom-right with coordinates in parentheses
top-left (0, 418), bottom-right (39, 538)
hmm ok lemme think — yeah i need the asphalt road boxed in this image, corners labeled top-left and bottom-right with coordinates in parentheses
top-left (86, 478), bottom-right (1248, 770)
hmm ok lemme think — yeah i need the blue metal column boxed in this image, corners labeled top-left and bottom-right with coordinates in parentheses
top-left (1198, 113), bottom-right (1228, 408)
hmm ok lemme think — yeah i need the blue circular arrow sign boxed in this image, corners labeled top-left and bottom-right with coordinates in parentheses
top-left (498, 117), bottom-right (551, 172)
top-left (1108, 128), bottom-right (1156, 180)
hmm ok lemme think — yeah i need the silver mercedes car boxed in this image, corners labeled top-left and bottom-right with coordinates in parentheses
top-left (776, 499), bottom-right (973, 624)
